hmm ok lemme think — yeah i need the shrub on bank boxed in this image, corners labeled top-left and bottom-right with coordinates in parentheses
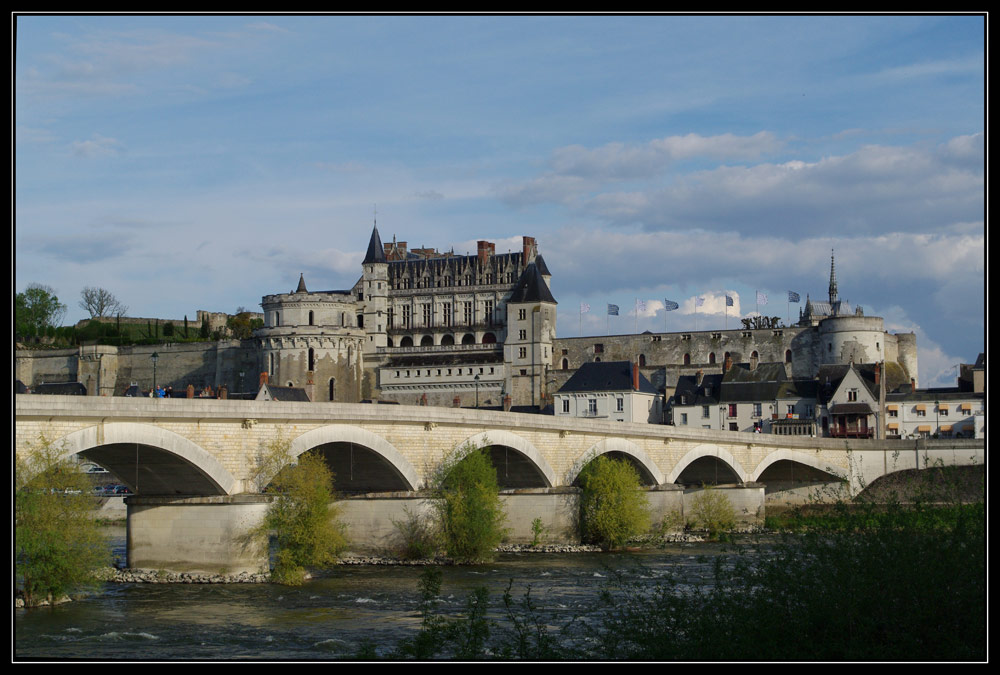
top-left (259, 451), bottom-right (348, 585)
top-left (577, 454), bottom-right (650, 550)
top-left (434, 444), bottom-right (508, 564)
top-left (16, 435), bottom-right (110, 606)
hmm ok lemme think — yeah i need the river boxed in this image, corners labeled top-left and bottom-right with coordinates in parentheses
top-left (14, 525), bottom-right (741, 661)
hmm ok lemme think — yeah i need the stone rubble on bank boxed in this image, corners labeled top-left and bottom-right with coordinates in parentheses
top-left (102, 567), bottom-right (270, 584)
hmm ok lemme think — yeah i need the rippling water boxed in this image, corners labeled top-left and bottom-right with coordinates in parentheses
top-left (15, 530), bottom-right (732, 660)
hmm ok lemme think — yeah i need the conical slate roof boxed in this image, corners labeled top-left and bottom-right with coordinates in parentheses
top-left (363, 225), bottom-right (387, 264)
top-left (534, 254), bottom-right (551, 276)
top-left (295, 273), bottom-right (308, 293)
top-left (508, 263), bottom-right (556, 304)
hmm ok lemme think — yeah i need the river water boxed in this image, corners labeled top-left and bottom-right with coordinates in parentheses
top-left (15, 529), bottom-right (733, 661)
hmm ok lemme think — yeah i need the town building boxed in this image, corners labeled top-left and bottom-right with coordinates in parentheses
top-left (553, 361), bottom-right (662, 423)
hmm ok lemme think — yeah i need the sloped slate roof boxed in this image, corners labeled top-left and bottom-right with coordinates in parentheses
top-left (557, 361), bottom-right (657, 395)
top-left (508, 263), bottom-right (556, 304)
top-left (363, 225), bottom-right (387, 264)
top-left (673, 373), bottom-right (723, 405)
top-left (534, 254), bottom-right (551, 276)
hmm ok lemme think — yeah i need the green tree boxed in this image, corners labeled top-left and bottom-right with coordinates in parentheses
top-left (577, 454), bottom-right (650, 550)
top-left (200, 317), bottom-right (210, 339)
top-left (434, 444), bottom-right (508, 563)
top-left (226, 307), bottom-right (259, 340)
top-left (15, 435), bottom-right (109, 606)
top-left (258, 450), bottom-right (347, 584)
top-left (16, 284), bottom-right (67, 338)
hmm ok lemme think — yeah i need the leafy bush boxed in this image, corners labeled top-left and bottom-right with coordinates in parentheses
top-left (577, 454), bottom-right (650, 550)
top-left (434, 444), bottom-right (507, 563)
top-left (16, 435), bottom-right (109, 606)
top-left (259, 450), bottom-right (348, 584)
top-left (391, 505), bottom-right (441, 560)
top-left (689, 486), bottom-right (736, 539)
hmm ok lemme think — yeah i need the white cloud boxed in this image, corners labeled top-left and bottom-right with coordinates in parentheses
top-left (70, 134), bottom-right (124, 157)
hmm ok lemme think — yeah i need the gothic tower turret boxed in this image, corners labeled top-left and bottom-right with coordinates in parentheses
top-left (362, 222), bottom-right (389, 354)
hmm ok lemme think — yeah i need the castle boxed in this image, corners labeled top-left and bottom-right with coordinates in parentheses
top-left (16, 225), bottom-right (921, 415)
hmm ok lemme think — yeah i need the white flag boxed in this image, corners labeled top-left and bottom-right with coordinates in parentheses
top-left (757, 291), bottom-right (768, 305)
top-left (581, 302), bottom-right (590, 313)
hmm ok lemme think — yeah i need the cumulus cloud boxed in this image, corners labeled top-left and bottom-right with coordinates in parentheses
top-left (502, 134), bottom-right (983, 240)
top-left (500, 131), bottom-right (783, 206)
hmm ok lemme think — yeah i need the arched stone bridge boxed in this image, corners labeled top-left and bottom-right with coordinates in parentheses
top-left (16, 395), bottom-right (983, 497)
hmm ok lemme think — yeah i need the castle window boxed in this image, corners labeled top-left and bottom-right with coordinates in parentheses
top-left (519, 330), bottom-right (526, 340)
top-left (485, 300), bottom-right (495, 325)
top-left (518, 309), bottom-right (527, 321)
top-left (308, 348), bottom-right (315, 371)
top-left (709, 352), bottom-right (716, 364)
top-left (562, 358), bottom-right (569, 370)
top-left (684, 353), bottom-right (691, 365)
top-left (594, 344), bottom-right (604, 354)
top-left (442, 303), bottom-right (452, 326)
top-left (562, 399), bottom-right (570, 414)
top-left (464, 302), bottom-right (473, 325)
top-left (329, 378), bottom-right (335, 401)
top-left (519, 347), bottom-right (527, 359)
top-left (785, 350), bottom-right (792, 363)
top-left (639, 354), bottom-right (646, 367)
top-left (308, 311), bottom-right (314, 326)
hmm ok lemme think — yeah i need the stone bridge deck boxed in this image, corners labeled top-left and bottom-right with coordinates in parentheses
top-left (16, 395), bottom-right (984, 496)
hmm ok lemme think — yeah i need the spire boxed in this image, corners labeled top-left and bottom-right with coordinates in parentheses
top-left (296, 273), bottom-right (308, 293)
top-left (828, 249), bottom-right (838, 306)
top-left (363, 223), bottom-right (386, 264)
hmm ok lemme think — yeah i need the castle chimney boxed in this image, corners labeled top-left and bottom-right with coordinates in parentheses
top-left (696, 369), bottom-right (704, 386)
top-left (477, 240), bottom-right (494, 265)
top-left (522, 236), bottom-right (536, 263)
top-left (259, 372), bottom-right (269, 388)
top-left (632, 362), bottom-right (640, 391)
top-left (874, 362), bottom-right (881, 386)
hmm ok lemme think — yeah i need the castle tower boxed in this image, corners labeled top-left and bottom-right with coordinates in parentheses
top-left (361, 223), bottom-right (389, 354)
top-left (504, 262), bottom-right (558, 409)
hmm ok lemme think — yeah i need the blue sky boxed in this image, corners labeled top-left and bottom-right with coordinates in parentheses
top-left (14, 14), bottom-right (985, 387)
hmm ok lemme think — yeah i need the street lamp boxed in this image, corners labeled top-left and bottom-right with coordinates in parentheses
top-left (151, 352), bottom-right (159, 398)
top-left (474, 374), bottom-right (480, 409)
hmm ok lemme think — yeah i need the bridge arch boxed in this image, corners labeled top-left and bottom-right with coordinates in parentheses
top-left (750, 450), bottom-right (848, 482)
top-left (567, 438), bottom-right (664, 486)
top-left (289, 425), bottom-right (419, 492)
top-left (451, 430), bottom-right (556, 488)
top-left (50, 422), bottom-right (237, 495)
top-left (667, 444), bottom-right (749, 485)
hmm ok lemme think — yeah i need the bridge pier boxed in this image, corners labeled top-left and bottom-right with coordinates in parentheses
top-left (126, 495), bottom-right (270, 575)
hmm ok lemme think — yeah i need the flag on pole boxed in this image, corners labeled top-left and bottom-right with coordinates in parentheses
top-left (788, 291), bottom-right (800, 303)
top-left (664, 300), bottom-right (679, 311)
top-left (607, 304), bottom-right (619, 316)
top-left (580, 302), bottom-right (591, 313)
top-left (725, 295), bottom-right (734, 307)
top-left (636, 299), bottom-right (647, 312)
top-left (756, 291), bottom-right (768, 305)
top-left (696, 297), bottom-right (705, 307)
